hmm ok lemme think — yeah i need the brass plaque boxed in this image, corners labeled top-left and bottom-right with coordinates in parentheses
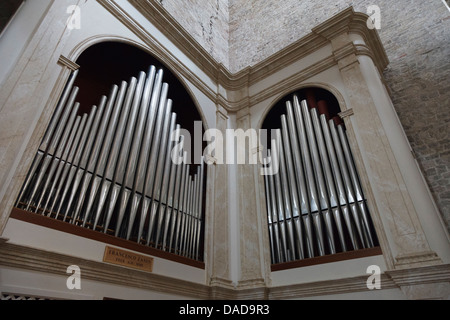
top-left (103, 246), bottom-right (154, 272)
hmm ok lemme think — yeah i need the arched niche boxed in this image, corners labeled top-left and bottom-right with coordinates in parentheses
top-left (14, 40), bottom-right (208, 264)
top-left (259, 86), bottom-right (380, 268)
top-left (74, 41), bottom-right (206, 166)
top-left (262, 87), bottom-right (342, 146)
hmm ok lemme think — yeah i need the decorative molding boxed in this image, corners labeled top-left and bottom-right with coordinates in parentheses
top-left (269, 274), bottom-right (396, 300)
top-left (386, 264), bottom-right (450, 287)
top-left (236, 106), bottom-right (251, 121)
top-left (126, 0), bottom-right (219, 80)
top-left (57, 55), bottom-right (80, 71)
top-left (339, 108), bottom-right (355, 119)
top-left (237, 278), bottom-right (267, 291)
top-left (216, 105), bottom-right (229, 121)
top-left (247, 55), bottom-right (337, 110)
top-left (96, 0), bottom-right (219, 105)
top-left (98, 1), bottom-right (389, 113)
top-left (1, 241), bottom-right (448, 299)
top-left (394, 251), bottom-right (442, 269)
top-left (209, 277), bottom-right (235, 290)
top-left (0, 241), bottom-right (210, 299)
top-left (312, 7), bottom-right (389, 75)
top-left (9, 208), bottom-right (205, 270)
top-left (333, 42), bottom-right (358, 63)
top-left (386, 264), bottom-right (450, 300)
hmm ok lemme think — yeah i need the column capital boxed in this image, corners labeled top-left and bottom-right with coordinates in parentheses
top-left (57, 55), bottom-right (80, 71)
top-left (337, 52), bottom-right (443, 270)
top-left (312, 7), bottom-right (354, 42)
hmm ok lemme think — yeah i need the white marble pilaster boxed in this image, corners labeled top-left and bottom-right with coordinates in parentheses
top-left (327, 31), bottom-right (442, 270)
top-left (235, 107), bottom-right (267, 289)
top-left (207, 106), bottom-right (234, 289)
top-left (0, 0), bottom-right (83, 234)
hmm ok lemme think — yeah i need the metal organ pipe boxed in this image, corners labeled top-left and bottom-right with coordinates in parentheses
top-left (15, 71), bottom-right (80, 209)
top-left (335, 116), bottom-right (375, 248)
top-left (16, 67), bottom-right (206, 262)
top-left (263, 94), bottom-right (378, 263)
top-left (317, 101), bottom-right (360, 251)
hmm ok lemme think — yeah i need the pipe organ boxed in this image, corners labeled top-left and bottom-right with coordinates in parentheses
top-left (263, 94), bottom-right (378, 264)
top-left (15, 66), bottom-right (205, 262)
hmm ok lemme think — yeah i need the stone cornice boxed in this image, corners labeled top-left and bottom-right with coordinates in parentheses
top-left (57, 55), bottom-right (80, 71)
top-left (127, 0), bottom-right (220, 80)
top-left (97, 0), bottom-right (218, 104)
top-left (97, 1), bottom-right (389, 113)
top-left (1, 241), bottom-right (449, 299)
top-left (386, 264), bottom-right (450, 287)
top-left (269, 274), bottom-right (397, 299)
top-left (312, 7), bottom-right (389, 75)
top-left (0, 241), bottom-right (210, 300)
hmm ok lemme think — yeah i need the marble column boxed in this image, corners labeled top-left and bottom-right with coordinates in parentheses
top-left (235, 107), bottom-right (268, 289)
top-left (207, 105), bottom-right (234, 290)
top-left (323, 30), bottom-right (442, 270)
top-left (0, 0), bottom-right (82, 234)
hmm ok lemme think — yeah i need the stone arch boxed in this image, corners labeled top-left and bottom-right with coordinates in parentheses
top-left (257, 84), bottom-right (380, 266)
top-left (257, 82), bottom-right (348, 131)
top-left (67, 35), bottom-right (209, 132)
top-left (13, 36), bottom-right (210, 262)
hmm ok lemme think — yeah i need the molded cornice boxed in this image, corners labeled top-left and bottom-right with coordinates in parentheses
top-left (58, 55), bottom-right (80, 71)
top-left (97, 0), bottom-right (389, 113)
top-left (1, 241), bottom-right (449, 299)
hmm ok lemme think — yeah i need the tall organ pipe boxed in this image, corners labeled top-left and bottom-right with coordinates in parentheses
top-left (16, 70), bottom-right (80, 208)
top-left (62, 96), bottom-right (107, 222)
top-left (39, 112), bottom-right (87, 216)
top-left (70, 85), bottom-right (119, 225)
top-left (15, 65), bottom-right (206, 262)
top-left (335, 117), bottom-right (375, 248)
top-left (307, 92), bottom-right (347, 252)
top-left (317, 100), bottom-right (360, 250)
top-left (101, 71), bottom-right (148, 233)
top-left (264, 94), bottom-right (377, 263)
top-left (292, 96), bottom-right (326, 256)
top-left (47, 106), bottom-right (96, 218)
top-left (280, 115), bottom-right (307, 259)
top-left (24, 88), bottom-right (80, 212)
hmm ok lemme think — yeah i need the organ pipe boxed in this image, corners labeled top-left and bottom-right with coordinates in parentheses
top-left (264, 94), bottom-right (378, 263)
top-left (15, 66), bottom-right (206, 262)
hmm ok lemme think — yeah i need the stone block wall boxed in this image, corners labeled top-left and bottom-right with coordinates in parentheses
top-left (158, 0), bottom-right (229, 67)
top-left (157, 0), bottom-right (450, 232)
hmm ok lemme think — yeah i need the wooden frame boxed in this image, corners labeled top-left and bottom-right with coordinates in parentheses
top-left (271, 247), bottom-right (382, 272)
top-left (9, 208), bottom-right (205, 270)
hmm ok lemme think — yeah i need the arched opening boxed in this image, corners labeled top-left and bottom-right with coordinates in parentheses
top-left (261, 87), bottom-right (379, 267)
top-left (262, 87), bottom-right (341, 148)
top-left (73, 42), bottom-right (203, 148)
top-left (14, 41), bottom-right (207, 263)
